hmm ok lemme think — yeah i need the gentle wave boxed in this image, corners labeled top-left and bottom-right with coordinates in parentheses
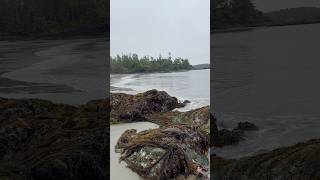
top-left (111, 70), bottom-right (210, 111)
top-left (111, 74), bottom-right (138, 90)
top-left (212, 112), bottom-right (320, 158)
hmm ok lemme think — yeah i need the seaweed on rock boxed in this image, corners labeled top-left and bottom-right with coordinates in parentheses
top-left (115, 126), bottom-right (209, 180)
top-left (111, 89), bottom-right (185, 123)
top-left (0, 98), bottom-right (108, 180)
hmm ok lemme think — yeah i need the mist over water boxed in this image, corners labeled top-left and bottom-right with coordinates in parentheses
top-left (213, 24), bottom-right (320, 158)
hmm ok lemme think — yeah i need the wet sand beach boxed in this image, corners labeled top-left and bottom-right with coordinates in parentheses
top-left (0, 38), bottom-right (108, 105)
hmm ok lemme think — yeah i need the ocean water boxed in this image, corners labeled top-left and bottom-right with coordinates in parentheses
top-left (111, 69), bottom-right (210, 111)
top-left (212, 24), bottom-right (320, 158)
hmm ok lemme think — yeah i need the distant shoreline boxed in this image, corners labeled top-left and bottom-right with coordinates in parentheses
top-left (212, 27), bottom-right (256, 33)
top-left (110, 67), bottom-right (209, 75)
top-left (212, 21), bottom-right (320, 33)
top-left (0, 33), bottom-right (108, 41)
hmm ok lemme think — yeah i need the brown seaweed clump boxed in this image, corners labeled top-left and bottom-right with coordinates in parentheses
top-left (115, 126), bottom-right (209, 180)
top-left (0, 98), bottom-right (108, 180)
top-left (111, 89), bottom-right (185, 123)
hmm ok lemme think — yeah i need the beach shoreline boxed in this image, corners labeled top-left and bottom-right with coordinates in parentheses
top-left (0, 38), bottom-right (108, 105)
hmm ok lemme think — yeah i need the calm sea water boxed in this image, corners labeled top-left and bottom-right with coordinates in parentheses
top-left (213, 24), bottom-right (320, 158)
top-left (111, 69), bottom-right (210, 111)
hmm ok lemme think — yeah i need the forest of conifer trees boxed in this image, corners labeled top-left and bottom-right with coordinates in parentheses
top-left (212, 0), bottom-right (266, 29)
top-left (111, 54), bottom-right (193, 74)
top-left (0, 0), bottom-right (108, 37)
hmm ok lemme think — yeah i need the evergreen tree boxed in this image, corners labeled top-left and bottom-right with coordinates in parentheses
top-left (212, 0), bottom-right (265, 29)
top-left (110, 54), bottom-right (192, 74)
top-left (0, 0), bottom-right (108, 37)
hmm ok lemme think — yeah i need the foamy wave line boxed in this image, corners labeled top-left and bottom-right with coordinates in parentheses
top-left (111, 75), bottom-right (209, 111)
top-left (111, 74), bottom-right (138, 89)
top-left (175, 97), bottom-right (209, 112)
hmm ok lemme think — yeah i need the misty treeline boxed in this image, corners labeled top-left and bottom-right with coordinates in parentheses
top-left (212, 0), bottom-right (266, 28)
top-left (0, 0), bottom-right (108, 37)
top-left (111, 54), bottom-right (193, 74)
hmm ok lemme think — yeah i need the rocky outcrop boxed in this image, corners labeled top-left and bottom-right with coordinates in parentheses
top-left (213, 129), bottom-right (245, 147)
top-left (236, 121), bottom-right (259, 131)
top-left (210, 115), bottom-right (258, 147)
top-left (113, 100), bottom-right (258, 179)
top-left (77, 88), bottom-right (260, 180)
top-left (111, 89), bottom-right (185, 123)
top-left (0, 98), bottom-right (108, 180)
top-left (211, 139), bottom-right (320, 180)
top-left (115, 125), bottom-right (209, 180)
top-left (147, 106), bottom-right (210, 133)
top-left (113, 95), bottom-right (211, 179)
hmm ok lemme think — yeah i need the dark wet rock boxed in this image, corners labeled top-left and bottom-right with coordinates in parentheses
top-left (210, 115), bottom-right (258, 147)
top-left (214, 129), bottom-right (244, 147)
top-left (210, 113), bottom-right (244, 147)
top-left (183, 100), bottom-right (191, 104)
top-left (236, 121), bottom-right (259, 131)
top-left (178, 100), bottom-right (191, 108)
top-left (111, 89), bottom-right (184, 122)
top-left (211, 139), bottom-right (320, 180)
top-left (0, 97), bottom-right (108, 180)
top-left (115, 125), bottom-right (209, 180)
top-left (210, 113), bottom-right (219, 147)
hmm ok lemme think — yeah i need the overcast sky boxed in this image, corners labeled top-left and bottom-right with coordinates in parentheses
top-left (254, 0), bottom-right (320, 12)
top-left (111, 0), bottom-right (210, 65)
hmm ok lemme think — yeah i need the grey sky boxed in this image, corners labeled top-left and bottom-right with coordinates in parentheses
top-left (254, 0), bottom-right (320, 12)
top-left (111, 0), bottom-right (210, 65)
